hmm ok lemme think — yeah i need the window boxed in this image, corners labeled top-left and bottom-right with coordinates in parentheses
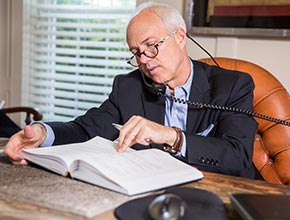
top-left (22, 0), bottom-right (135, 122)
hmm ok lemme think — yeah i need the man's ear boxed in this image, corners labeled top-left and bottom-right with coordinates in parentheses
top-left (175, 28), bottom-right (187, 48)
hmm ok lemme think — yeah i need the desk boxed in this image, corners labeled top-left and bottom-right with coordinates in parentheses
top-left (0, 155), bottom-right (289, 220)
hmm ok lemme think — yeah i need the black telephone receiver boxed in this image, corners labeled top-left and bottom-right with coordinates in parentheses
top-left (140, 68), bottom-right (166, 95)
top-left (139, 34), bottom-right (290, 127)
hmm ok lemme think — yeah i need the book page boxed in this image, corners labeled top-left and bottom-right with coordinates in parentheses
top-left (73, 148), bottom-right (203, 195)
top-left (23, 136), bottom-right (131, 175)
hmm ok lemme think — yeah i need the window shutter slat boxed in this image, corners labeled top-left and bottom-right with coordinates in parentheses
top-left (23, 0), bottom-right (135, 122)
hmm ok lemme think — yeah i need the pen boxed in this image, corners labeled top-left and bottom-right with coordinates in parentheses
top-left (112, 123), bottom-right (123, 130)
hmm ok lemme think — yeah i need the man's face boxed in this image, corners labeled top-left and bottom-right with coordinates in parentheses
top-left (126, 9), bottom-right (184, 86)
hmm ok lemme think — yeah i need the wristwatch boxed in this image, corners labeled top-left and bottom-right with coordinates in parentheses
top-left (163, 126), bottom-right (183, 154)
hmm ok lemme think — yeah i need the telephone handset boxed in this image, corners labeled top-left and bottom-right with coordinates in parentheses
top-left (140, 68), bottom-right (166, 95)
top-left (140, 69), bottom-right (290, 127)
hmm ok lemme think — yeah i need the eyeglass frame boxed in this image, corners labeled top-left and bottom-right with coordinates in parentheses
top-left (127, 31), bottom-right (176, 67)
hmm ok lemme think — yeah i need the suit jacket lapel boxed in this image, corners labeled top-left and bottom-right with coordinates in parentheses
top-left (141, 90), bottom-right (165, 150)
top-left (186, 61), bottom-right (211, 133)
top-left (142, 91), bottom-right (165, 125)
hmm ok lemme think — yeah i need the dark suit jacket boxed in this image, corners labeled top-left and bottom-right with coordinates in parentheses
top-left (47, 60), bottom-right (260, 179)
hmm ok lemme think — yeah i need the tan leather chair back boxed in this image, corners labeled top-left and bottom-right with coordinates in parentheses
top-left (199, 57), bottom-right (290, 185)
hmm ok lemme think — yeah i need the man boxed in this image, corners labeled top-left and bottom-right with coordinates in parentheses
top-left (5, 3), bottom-right (260, 179)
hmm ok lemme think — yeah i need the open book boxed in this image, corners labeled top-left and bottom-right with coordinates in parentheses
top-left (22, 136), bottom-right (203, 196)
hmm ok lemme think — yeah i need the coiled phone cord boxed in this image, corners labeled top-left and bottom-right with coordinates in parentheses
top-left (168, 95), bottom-right (290, 127)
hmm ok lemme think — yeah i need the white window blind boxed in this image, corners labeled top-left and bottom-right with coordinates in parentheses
top-left (22, 0), bottom-right (135, 122)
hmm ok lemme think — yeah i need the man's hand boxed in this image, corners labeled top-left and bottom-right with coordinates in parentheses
top-left (4, 124), bottom-right (46, 165)
top-left (117, 115), bottom-right (177, 152)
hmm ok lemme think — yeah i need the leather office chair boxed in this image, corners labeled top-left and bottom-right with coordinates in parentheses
top-left (199, 57), bottom-right (290, 185)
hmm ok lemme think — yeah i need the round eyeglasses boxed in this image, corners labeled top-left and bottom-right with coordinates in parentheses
top-left (127, 31), bottom-right (176, 67)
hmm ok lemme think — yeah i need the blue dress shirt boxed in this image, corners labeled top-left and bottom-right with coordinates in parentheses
top-left (164, 60), bottom-right (193, 157)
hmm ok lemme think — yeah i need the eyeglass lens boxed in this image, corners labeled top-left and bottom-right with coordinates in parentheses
top-left (129, 46), bottom-right (159, 67)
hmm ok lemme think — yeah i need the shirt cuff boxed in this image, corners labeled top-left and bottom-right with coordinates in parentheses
top-left (31, 122), bottom-right (55, 147)
top-left (175, 132), bottom-right (186, 157)
top-left (180, 132), bottom-right (186, 157)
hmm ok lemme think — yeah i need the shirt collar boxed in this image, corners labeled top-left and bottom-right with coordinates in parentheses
top-left (165, 59), bottom-right (194, 97)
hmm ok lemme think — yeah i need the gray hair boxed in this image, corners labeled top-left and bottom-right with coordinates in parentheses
top-left (129, 2), bottom-right (187, 33)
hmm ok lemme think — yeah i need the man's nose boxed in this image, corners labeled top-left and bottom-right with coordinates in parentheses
top-left (139, 52), bottom-right (151, 64)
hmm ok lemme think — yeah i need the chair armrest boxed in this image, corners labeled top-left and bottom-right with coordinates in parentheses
top-left (2, 107), bottom-right (43, 125)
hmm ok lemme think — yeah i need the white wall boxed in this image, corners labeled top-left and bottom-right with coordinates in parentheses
top-left (187, 35), bottom-right (290, 91)
top-left (0, 0), bottom-right (11, 104)
top-left (0, 0), bottom-right (22, 109)
top-left (0, 0), bottom-right (24, 125)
